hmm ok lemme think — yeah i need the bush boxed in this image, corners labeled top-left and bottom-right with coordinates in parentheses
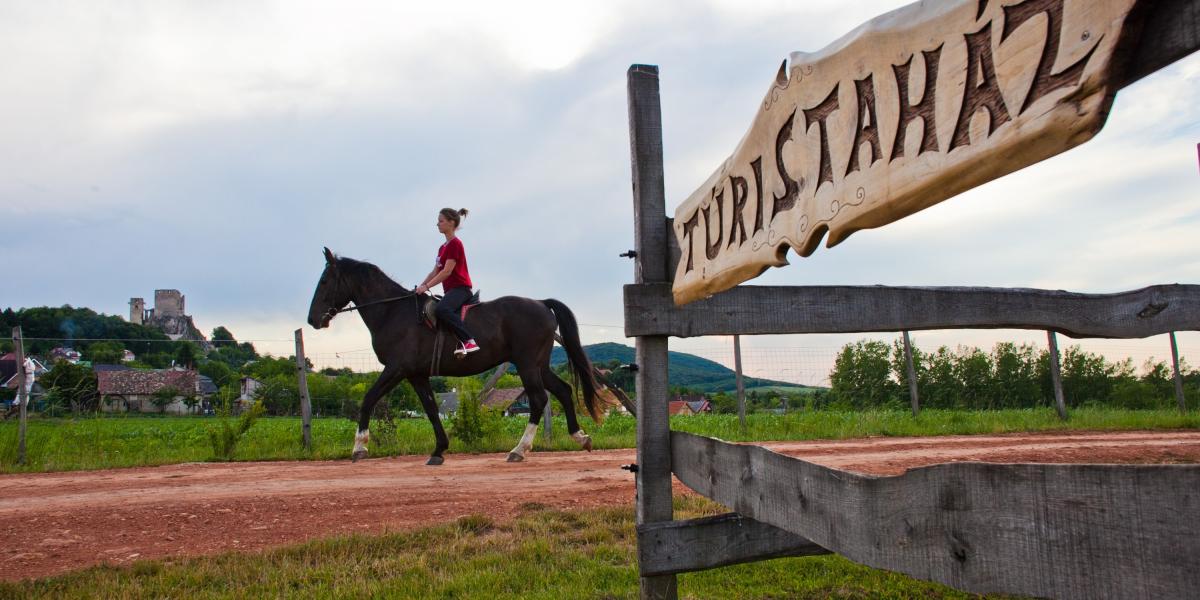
top-left (151, 386), bottom-right (183, 413)
top-left (449, 393), bottom-right (503, 450)
top-left (207, 401), bottom-right (265, 460)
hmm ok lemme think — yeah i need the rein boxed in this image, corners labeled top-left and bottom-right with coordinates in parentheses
top-left (323, 288), bottom-right (424, 321)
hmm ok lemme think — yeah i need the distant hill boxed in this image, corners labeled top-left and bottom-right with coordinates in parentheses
top-left (551, 342), bottom-right (819, 394)
top-left (0, 306), bottom-right (170, 356)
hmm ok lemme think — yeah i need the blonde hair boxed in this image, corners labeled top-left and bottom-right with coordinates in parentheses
top-left (439, 207), bottom-right (469, 228)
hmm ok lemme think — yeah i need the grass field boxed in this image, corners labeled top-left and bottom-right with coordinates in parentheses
top-left (2, 408), bottom-right (1198, 474)
top-left (0, 496), bottom-right (1024, 599)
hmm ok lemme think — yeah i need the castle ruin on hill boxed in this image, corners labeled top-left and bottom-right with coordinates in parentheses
top-left (129, 290), bottom-right (207, 343)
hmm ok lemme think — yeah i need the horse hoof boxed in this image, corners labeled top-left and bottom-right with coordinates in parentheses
top-left (506, 452), bottom-right (524, 463)
top-left (581, 437), bottom-right (593, 452)
top-left (426, 456), bottom-right (444, 466)
top-left (351, 450), bottom-right (368, 462)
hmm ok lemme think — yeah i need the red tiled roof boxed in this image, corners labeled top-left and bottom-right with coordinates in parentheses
top-left (481, 388), bottom-right (526, 409)
top-left (668, 401), bottom-right (693, 415)
top-left (98, 370), bottom-right (197, 395)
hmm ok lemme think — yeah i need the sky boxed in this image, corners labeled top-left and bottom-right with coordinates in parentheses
top-left (3, 1), bottom-right (1198, 384)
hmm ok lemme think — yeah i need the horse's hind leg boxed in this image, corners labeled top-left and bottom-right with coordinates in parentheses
top-left (411, 376), bottom-right (449, 465)
top-left (542, 367), bottom-right (591, 451)
top-left (508, 364), bottom-right (547, 462)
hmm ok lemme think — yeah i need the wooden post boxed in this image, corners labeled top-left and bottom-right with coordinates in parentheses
top-left (1046, 331), bottom-right (1068, 421)
top-left (628, 63), bottom-right (677, 600)
top-left (734, 335), bottom-right (746, 433)
top-left (294, 329), bottom-right (312, 450)
top-left (479, 362), bottom-right (510, 404)
top-left (902, 331), bottom-right (919, 416)
top-left (544, 389), bottom-right (553, 442)
top-left (13, 327), bottom-right (27, 466)
top-left (1170, 332), bottom-right (1186, 412)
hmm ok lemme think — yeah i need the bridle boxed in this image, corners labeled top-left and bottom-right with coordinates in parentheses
top-left (320, 266), bottom-right (426, 323)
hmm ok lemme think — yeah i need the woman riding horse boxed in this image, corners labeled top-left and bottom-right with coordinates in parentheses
top-left (307, 247), bottom-right (601, 465)
top-left (415, 207), bottom-right (480, 357)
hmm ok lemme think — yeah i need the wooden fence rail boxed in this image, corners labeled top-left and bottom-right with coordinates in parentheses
top-left (672, 431), bottom-right (1200, 599)
top-left (625, 282), bottom-right (1200, 338)
top-left (637, 512), bottom-right (828, 577)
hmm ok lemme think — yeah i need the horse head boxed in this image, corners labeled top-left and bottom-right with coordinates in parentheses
top-left (307, 247), bottom-right (352, 329)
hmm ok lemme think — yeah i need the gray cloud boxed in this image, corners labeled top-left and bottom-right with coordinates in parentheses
top-left (3, 1), bottom-right (1198, 372)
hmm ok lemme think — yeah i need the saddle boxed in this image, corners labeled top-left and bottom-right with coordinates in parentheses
top-left (423, 290), bottom-right (481, 376)
top-left (421, 289), bottom-right (481, 330)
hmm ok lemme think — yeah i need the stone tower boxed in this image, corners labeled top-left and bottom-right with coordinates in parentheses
top-left (154, 289), bottom-right (185, 317)
top-left (129, 298), bottom-right (145, 325)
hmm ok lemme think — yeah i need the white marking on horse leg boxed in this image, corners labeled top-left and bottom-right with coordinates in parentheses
top-left (509, 423), bottom-right (538, 458)
top-left (571, 429), bottom-right (593, 451)
top-left (353, 429), bottom-right (370, 454)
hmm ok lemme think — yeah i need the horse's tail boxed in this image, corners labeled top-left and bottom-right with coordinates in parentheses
top-left (542, 298), bottom-right (602, 423)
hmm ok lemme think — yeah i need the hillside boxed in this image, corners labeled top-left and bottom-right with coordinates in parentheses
top-left (0, 306), bottom-right (170, 355)
top-left (550, 342), bottom-right (818, 394)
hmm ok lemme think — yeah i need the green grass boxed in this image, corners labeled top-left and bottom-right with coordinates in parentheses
top-left (2, 408), bottom-right (1198, 474)
top-left (0, 496), bottom-right (1023, 599)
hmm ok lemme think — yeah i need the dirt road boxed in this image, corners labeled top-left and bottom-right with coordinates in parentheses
top-left (2, 429), bottom-right (1198, 581)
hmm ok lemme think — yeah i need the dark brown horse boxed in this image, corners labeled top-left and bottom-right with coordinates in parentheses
top-left (306, 248), bottom-right (602, 465)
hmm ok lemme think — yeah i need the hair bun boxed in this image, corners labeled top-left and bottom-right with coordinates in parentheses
top-left (458, 208), bottom-right (469, 217)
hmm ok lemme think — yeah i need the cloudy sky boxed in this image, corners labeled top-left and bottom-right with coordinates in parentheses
top-left (3, 1), bottom-right (1198, 382)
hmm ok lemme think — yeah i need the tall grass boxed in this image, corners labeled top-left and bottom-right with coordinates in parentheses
top-left (0, 497), bottom-right (1025, 599)
top-left (2, 408), bottom-right (1197, 474)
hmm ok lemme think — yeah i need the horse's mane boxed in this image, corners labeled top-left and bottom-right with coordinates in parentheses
top-left (336, 256), bottom-right (408, 294)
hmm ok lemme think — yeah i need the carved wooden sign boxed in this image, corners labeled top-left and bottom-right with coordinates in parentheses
top-left (672, 0), bottom-right (1145, 305)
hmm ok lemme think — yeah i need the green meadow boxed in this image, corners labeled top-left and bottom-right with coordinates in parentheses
top-left (2, 408), bottom-right (1198, 473)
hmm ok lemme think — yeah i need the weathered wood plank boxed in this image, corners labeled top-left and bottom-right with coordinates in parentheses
top-left (672, 431), bottom-right (1200, 599)
top-left (628, 63), bottom-right (677, 600)
top-left (670, 0), bottom-right (1158, 305)
top-left (1121, 0), bottom-right (1200, 86)
top-left (637, 513), bottom-right (829, 577)
top-left (625, 282), bottom-right (1200, 339)
top-left (630, 65), bottom-right (669, 286)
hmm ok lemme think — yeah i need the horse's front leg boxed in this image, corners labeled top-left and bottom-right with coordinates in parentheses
top-left (352, 366), bottom-right (404, 462)
top-left (410, 376), bottom-right (449, 465)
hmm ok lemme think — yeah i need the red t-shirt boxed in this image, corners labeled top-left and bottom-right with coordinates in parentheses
top-left (436, 237), bottom-right (473, 291)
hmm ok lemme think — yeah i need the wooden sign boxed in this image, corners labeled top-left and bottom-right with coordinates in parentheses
top-left (672, 0), bottom-right (1145, 305)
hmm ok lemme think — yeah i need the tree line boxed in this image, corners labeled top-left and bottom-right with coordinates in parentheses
top-left (825, 339), bottom-right (1198, 411)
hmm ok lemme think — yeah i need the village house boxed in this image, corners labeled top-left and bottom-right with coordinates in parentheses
top-left (668, 393), bottom-right (712, 416)
top-left (233, 376), bottom-right (264, 412)
top-left (435, 391), bottom-right (458, 416)
top-left (97, 369), bottom-right (202, 415)
top-left (49, 347), bottom-right (82, 363)
top-left (482, 387), bottom-right (529, 416)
